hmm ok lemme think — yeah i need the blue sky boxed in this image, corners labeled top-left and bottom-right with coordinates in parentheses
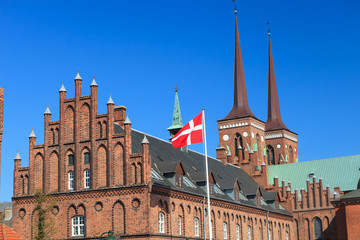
top-left (0, 0), bottom-right (359, 201)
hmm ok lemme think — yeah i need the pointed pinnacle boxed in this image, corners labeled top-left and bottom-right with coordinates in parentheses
top-left (75, 70), bottom-right (82, 80)
top-left (90, 76), bottom-right (98, 87)
top-left (107, 95), bottom-right (115, 105)
top-left (29, 128), bottom-right (36, 138)
top-left (124, 115), bottom-right (131, 124)
top-left (59, 82), bottom-right (66, 92)
top-left (44, 105), bottom-right (51, 114)
top-left (142, 135), bottom-right (149, 144)
top-left (14, 150), bottom-right (22, 160)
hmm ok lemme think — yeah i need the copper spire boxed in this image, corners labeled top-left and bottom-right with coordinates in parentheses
top-left (265, 33), bottom-right (288, 131)
top-left (223, 13), bottom-right (255, 120)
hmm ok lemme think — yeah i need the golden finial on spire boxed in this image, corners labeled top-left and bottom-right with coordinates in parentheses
top-left (233, 0), bottom-right (237, 15)
top-left (267, 20), bottom-right (271, 36)
top-left (77, 70), bottom-right (80, 73)
top-left (175, 84), bottom-right (178, 92)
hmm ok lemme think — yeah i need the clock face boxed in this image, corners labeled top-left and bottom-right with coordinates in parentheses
top-left (243, 132), bottom-right (248, 137)
top-left (277, 144), bottom-right (281, 149)
top-left (223, 134), bottom-right (229, 141)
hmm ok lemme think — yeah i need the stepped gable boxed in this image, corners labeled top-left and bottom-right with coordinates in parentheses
top-left (127, 127), bottom-right (290, 215)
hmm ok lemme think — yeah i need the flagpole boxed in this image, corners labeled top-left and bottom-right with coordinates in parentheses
top-left (202, 109), bottom-right (212, 240)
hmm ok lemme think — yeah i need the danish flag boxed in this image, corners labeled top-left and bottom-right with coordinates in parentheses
top-left (171, 112), bottom-right (203, 148)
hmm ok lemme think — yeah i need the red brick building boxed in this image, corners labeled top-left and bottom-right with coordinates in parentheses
top-left (10, 10), bottom-right (360, 240)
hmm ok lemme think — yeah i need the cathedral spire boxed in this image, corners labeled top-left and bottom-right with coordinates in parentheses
top-left (223, 11), bottom-right (255, 120)
top-left (167, 87), bottom-right (183, 141)
top-left (265, 32), bottom-right (288, 131)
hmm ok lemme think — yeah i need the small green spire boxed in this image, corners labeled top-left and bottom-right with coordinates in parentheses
top-left (167, 87), bottom-right (183, 140)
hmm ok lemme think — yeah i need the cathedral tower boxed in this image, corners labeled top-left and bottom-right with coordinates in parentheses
top-left (217, 11), bottom-right (266, 175)
top-left (265, 32), bottom-right (298, 165)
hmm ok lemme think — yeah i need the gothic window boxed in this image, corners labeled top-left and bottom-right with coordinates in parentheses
top-left (236, 224), bottom-right (240, 240)
top-left (84, 152), bottom-right (90, 164)
top-left (159, 212), bottom-right (165, 233)
top-left (194, 217), bottom-right (199, 237)
top-left (68, 171), bottom-right (74, 190)
top-left (286, 231), bottom-right (289, 240)
top-left (72, 216), bottom-right (85, 237)
top-left (314, 217), bottom-right (323, 240)
top-left (52, 129), bottom-right (55, 144)
top-left (223, 222), bottom-right (228, 240)
top-left (98, 122), bottom-right (102, 139)
top-left (247, 225), bottom-right (252, 240)
top-left (289, 146), bottom-right (293, 162)
top-left (175, 173), bottom-right (183, 188)
top-left (178, 216), bottom-right (182, 235)
top-left (68, 154), bottom-right (74, 166)
top-left (234, 133), bottom-right (243, 156)
top-left (21, 175), bottom-right (25, 195)
top-left (267, 145), bottom-right (275, 165)
top-left (211, 220), bottom-right (214, 238)
top-left (84, 170), bottom-right (90, 188)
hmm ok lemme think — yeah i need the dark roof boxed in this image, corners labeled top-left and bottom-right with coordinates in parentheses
top-left (128, 127), bottom-right (290, 216)
top-left (333, 189), bottom-right (360, 203)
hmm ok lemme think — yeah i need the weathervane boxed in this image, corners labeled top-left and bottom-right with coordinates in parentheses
top-left (233, 0), bottom-right (237, 14)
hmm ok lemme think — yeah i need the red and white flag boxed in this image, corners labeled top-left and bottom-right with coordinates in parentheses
top-left (171, 112), bottom-right (203, 148)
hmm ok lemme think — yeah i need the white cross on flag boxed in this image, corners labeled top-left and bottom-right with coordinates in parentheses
top-left (171, 112), bottom-right (203, 148)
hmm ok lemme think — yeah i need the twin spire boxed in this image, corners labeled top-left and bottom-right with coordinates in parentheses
top-left (224, 12), bottom-right (288, 131)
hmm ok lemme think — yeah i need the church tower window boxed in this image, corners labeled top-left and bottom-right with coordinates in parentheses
top-left (267, 145), bottom-right (275, 165)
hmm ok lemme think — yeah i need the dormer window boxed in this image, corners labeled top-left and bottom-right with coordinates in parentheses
top-left (175, 173), bottom-right (183, 188)
top-left (234, 188), bottom-right (240, 201)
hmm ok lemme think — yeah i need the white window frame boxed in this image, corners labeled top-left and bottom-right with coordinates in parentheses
top-left (248, 225), bottom-right (252, 240)
top-left (72, 216), bottom-right (85, 237)
top-left (194, 217), bottom-right (199, 237)
top-left (236, 224), bottom-right (240, 240)
top-left (68, 171), bottom-right (74, 190)
top-left (178, 215), bottom-right (182, 235)
top-left (223, 222), bottom-right (228, 239)
top-left (159, 212), bottom-right (165, 233)
top-left (84, 170), bottom-right (90, 188)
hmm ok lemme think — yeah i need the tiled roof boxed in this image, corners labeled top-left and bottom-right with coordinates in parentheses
top-left (268, 155), bottom-right (360, 192)
top-left (0, 224), bottom-right (22, 240)
top-left (333, 189), bottom-right (360, 202)
top-left (120, 125), bottom-right (291, 216)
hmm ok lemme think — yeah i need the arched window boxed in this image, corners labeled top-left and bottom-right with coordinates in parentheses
top-left (256, 134), bottom-right (261, 158)
top-left (178, 215), bottom-right (182, 235)
top-left (72, 216), bottom-right (85, 237)
top-left (159, 212), bottom-right (165, 233)
top-left (314, 217), bottom-right (323, 240)
top-left (247, 225), bottom-right (252, 240)
top-left (267, 145), bottom-right (275, 165)
top-left (223, 222), bottom-right (228, 239)
top-left (289, 146), bottom-right (293, 162)
top-left (236, 224), bottom-right (240, 240)
top-left (68, 154), bottom-right (74, 166)
top-left (286, 231), bottom-right (289, 240)
top-left (84, 170), bottom-right (90, 188)
top-left (68, 171), bottom-right (74, 190)
top-left (84, 152), bottom-right (90, 164)
top-left (194, 217), bottom-right (199, 237)
top-left (234, 133), bottom-right (243, 156)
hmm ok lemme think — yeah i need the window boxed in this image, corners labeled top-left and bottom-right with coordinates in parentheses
top-left (194, 217), bottom-right (199, 237)
top-left (266, 145), bottom-right (275, 165)
top-left (68, 171), bottom-right (74, 190)
top-left (236, 224), bottom-right (240, 240)
top-left (256, 134), bottom-right (261, 157)
top-left (289, 146), bottom-right (293, 162)
top-left (84, 152), bottom-right (90, 164)
top-left (159, 212), bottom-right (165, 233)
top-left (84, 170), bottom-right (90, 188)
top-left (248, 225), bottom-right (252, 240)
top-left (235, 133), bottom-right (243, 156)
top-left (68, 154), bottom-right (74, 166)
top-left (211, 220), bottom-right (214, 238)
top-left (175, 173), bottom-right (183, 188)
top-left (178, 216), bottom-right (182, 235)
top-left (72, 216), bottom-right (85, 236)
top-left (314, 217), bottom-right (322, 240)
top-left (223, 222), bottom-right (228, 239)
